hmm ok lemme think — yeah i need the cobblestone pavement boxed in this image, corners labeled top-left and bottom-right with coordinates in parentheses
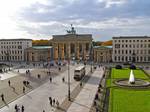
top-left (0, 64), bottom-right (91, 112)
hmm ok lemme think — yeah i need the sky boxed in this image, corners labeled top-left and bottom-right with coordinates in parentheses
top-left (0, 0), bottom-right (150, 41)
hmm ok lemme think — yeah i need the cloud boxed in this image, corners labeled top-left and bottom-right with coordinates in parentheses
top-left (15, 0), bottom-right (150, 40)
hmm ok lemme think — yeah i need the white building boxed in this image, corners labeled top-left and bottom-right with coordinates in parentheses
top-left (112, 36), bottom-right (150, 62)
top-left (0, 39), bottom-right (32, 62)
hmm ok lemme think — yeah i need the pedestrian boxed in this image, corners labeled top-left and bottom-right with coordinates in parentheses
top-left (49, 97), bottom-right (52, 102)
top-left (62, 77), bottom-right (65, 82)
top-left (38, 74), bottom-right (41, 79)
top-left (8, 80), bottom-right (11, 86)
top-left (50, 77), bottom-right (52, 83)
top-left (80, 82), bottom-right (82, 87)
top-left (56, 100), bottom-right (59, 108)
top-left (15, 104), bottom-right (18, 112)
top-left (23, 86), bottom-right (25, 93)
top-left (21, 105), bottom-right (24, 112)
top-left (1, 94), bottom-right (4, 101)
top-left (53, 98), bottom-right (55, 106)
top-left (43, 110), bottom-right (45, 112)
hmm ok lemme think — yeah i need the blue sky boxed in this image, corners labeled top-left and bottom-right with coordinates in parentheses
top-left (0, 0), bottom-right (150, 41)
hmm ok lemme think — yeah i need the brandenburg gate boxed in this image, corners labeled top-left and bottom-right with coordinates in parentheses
top-left (51, 26), bottom-right (93, 61)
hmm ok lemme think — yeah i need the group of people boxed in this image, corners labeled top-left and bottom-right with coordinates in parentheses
top-left (14, 104), bottom-right (24, 112)
top-left (49, 97), bottom-right (59, 108)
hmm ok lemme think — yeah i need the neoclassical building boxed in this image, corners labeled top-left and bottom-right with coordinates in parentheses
top-left (51, 26), bottom-right (93, 61)
top-left (112, 36), bottom-right (150, 62)
top-left (0, 39), bottom-right (32, 62)
top-left (93, 46), bottom-right (112, 63)
top-left (25, 46), bottom-right (53, 62)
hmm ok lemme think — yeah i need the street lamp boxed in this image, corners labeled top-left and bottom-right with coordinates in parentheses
top-left (68, 57), bottom-right (71, 101)
top-left (90, 42), bottom-right (93, 73)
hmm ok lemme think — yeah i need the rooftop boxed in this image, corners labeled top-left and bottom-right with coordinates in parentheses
top-left (93, 46), bottom-right (112, 49)
top-left (32, 46), bottom-right (52, 49)
top-left (0, 39), bottom-right (32, 41)
top-left (113, 36), bottom-right (150, 39)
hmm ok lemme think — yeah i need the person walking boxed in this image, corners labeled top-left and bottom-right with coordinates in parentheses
top-left (14, 104), bottom-right (18, 112)
top-left (62, 77), bottom-right (65, 83)
top-left (53, 98), bottom-right (55, 106)
top-left (23, 86), bottom-right (25, 93)
top-left (50, 77), bottom-right (52, 83)
top-left (56, 100), bottom-right (59, 108)
top-left (8, 80), bottom-right (11, 86)
top-left (80, 82), bottom-right (82, 87)
top-left (21, 105), bottom-right (24, 112)
top-left (1, 94), bottom-right (4, 101)
top-left (49, 97), bottom-right (52, 106)
top-left (43, 110), bottom-right (45, 112)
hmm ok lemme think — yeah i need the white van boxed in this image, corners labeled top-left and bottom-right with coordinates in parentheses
top-left (74, 66), bottom-right (85, 81)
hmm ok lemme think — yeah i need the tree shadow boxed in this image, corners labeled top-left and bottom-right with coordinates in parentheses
top-left (3, 100), bottom-right (9, 107)
top-left (10, 85), bottom-right (19, 95)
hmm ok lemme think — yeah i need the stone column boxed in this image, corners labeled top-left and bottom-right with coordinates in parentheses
top-left (61, 43), bottom-right (64, 60)
top-left (54, 43), bottom-right (58, 60)
top-left (82, 43), bottom-right (86, 60)
top-left (67, 43), bottom-right (71, 59)
top-left (76, 42), bottom-right (79, 60)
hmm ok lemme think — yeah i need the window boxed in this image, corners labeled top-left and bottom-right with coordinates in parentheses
top-left (122, 45), bottom-right (124, 48)
top-left (148, 50), bottom-right (150, 54)
top-left (148, 57), bottom-right (150, 61)
top-left (115, 44), bottom-right (120, 48)
top-left (140, 57), bottom-right (143, 61)
top-left (115, 56), bottom-right (117, 61)
top-left (144, 57), bottom-right (146, 61)
top-left (126, 40), bottom-right (128, 42)
top-left (129, 40), bottom-right (131, 42)
top-left (18, 46), bottom-right (22, 49)
top-left (148, 44), bottom-right (150, 48)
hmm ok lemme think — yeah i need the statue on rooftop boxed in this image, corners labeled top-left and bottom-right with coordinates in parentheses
top-left (66, 24), bottom-right (76, 34)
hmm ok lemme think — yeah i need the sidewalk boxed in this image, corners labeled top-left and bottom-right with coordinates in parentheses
top-left (67, 67), bottom-right (104, 112)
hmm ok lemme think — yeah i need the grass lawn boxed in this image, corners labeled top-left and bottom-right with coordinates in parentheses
top-left (111, 68), bottom-right (148, 79)
top-left (108, 68), bottom-right (150, 112)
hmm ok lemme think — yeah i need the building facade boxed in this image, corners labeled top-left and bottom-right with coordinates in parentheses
top-left (25, 46), bottom-right (53, 62)
top-left (51, 26), bottom-right (93, 61)
top-left (93, 46), bottom-right (112, 63)
top-left (0, 39), bottom-right (32, 62)
top-left (112, 36), bottom-right (150, 62)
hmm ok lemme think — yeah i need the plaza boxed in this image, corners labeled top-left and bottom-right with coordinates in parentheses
top-left (0, 61), bottom-right (105, 112)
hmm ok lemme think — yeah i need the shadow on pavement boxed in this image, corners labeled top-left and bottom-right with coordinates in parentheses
top-left (82, 75), bottom-right (101, 85)
top-left (10, 86), bottom-right (19, 95)
top-left (3, 100), bottom-right (9, 107)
